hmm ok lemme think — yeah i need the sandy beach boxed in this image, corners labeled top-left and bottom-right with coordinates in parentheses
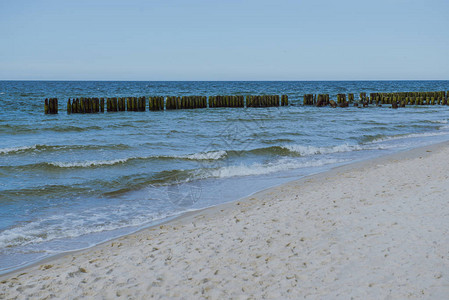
top-left (2, 142), bottom-right (449, 299)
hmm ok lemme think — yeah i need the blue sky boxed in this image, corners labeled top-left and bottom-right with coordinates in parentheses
top-left (0, 0), bottom-right (448, 80)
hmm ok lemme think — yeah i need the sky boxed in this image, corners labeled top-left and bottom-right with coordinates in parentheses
top-left (0, 0), bottom-right (448, 80)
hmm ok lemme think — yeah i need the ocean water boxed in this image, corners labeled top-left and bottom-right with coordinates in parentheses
top-left (1, 80), bottom-right (449, 274)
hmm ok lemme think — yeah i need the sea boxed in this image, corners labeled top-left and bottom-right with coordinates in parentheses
top-left (1, 80), bottom-right (449, 274)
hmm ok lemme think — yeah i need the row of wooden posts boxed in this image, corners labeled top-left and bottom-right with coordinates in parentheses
top-left (45, 95), bottom-right (289, 114)
top-left (368, 92), bottom-right (447, 106)
top-left (302, 91), bottom-right (449, 108)
top-left (44, 91), bottom-right (449, 114)
top-left (44, 98), bottom-right (59, 114)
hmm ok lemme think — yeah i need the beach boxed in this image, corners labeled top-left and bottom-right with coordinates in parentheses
top-left (1, 141), bottom-right (449, 299)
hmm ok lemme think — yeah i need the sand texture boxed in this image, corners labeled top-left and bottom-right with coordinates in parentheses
top-left (1, 142), bottom-right (449, 299)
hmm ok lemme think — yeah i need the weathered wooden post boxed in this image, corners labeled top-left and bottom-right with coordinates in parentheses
top-left (166, 96), bottom-right (171, 110)
top-left (117, 98), bottom-right (121, 111)
top-left (49, 98), bottom-right (54, 114)
top-left (149, 97), bottom-right (154, 111)
top-left (89, 98), bottom-right (93, 113)
top-left (66, 99), bottom-right (71, 114)
top-left (80, 97), bottom-right (85, 113)
top-left (70, 99), bottom-right (75, 113)
top-left (208, 96), bottom-right (213, 108)
top-left (348, 94), bottom-right (354, 103)
top-left (44, 98), bottom-right (49, 114)
top-left (90, 98), bottom-right (95, 113)
top-left (137, 97), bottom-right (142, 111)
top-left (74, 99), bottom-right (79, 113)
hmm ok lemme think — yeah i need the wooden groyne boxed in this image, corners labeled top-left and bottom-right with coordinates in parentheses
top-left (281, 95), bottom-right (289, 106)
top-left (44, 98), bottom-right (58, 114)
top-left (44, 92), bottom-right (449, 114)
top-left (301, 91), bottom-right (448, 108)
top-left (67, 98), bottom-right (102, 114)
top-left (369, 92), bottom-right (447, 106)
top-left (209, 96), bottom-right (243, 108)
top-left (246, 95), bottom-right (279, 107)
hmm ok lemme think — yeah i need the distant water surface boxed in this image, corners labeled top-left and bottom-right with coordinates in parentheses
top-left (1, 80), bottom-right (449, 273)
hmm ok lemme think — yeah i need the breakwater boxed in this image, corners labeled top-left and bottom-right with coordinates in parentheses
top-left (45, 91), bottom-right (448, 114)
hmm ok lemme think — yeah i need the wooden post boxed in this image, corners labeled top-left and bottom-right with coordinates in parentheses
top-left (91, 98), bottom-right (95, 113)
top-left (49, 98), bottom-right (54, 114)
top-left (44, 99), bottom-right (49, 114)
top-left (149, 97), bottom-right (153, 111)
top-left (281, 95), bottom-right (286, 106)
top-left (67, 99), bottom-right (72, 114)
top-left (117, 98), bottom-right (121, 111)
top-left (88, 98), bottom-right (93, 113)
top-left (208, 96), bottom-right (213, 108)
top-left (80, 97), bottom-right (85, 113)
top-left (166, 96), bottom-right (170, 110)
top-left (95, 98), bottom-right (99, 113)
top-left (348, 94), bottom-right (354, 103)
top-left (90, 98), bottom-right (94, 113)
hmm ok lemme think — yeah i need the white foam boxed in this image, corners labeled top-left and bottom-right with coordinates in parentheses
top-left (49, 158), bottom-right (129, 168)
top-left (369, 130), bottom-right (449, 144)
top-left (431, 119), bottom-right (448, 124)
top-left (203, 158), bottom-right (346, 179)
top-left (0, 145), bottom-right (37, 154)
top-left (0, 206), bottom-right (181, 249)
top-left (180, 150), bottom-right (227, 160)
top-left (283, 144), bottom-right (364, 156)
top-left (49, 150), bottom-right (227, 168)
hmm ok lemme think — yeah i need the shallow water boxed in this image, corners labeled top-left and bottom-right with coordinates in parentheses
top-left (1, 80), bottom-right (449, 273)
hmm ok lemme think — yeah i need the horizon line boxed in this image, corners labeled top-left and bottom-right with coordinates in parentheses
top-left (1, 79), bottom-right (449, 82)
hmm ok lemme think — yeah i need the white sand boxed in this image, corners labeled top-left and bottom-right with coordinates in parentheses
top-left (2, 142), bottom-right (449, 299)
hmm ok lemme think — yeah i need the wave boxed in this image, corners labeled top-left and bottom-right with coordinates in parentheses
top-left (282, 144), bottom-right (364, 156)
top-left (180, 150), bottom-right (227, 160)
top-left (50, 125), bottom-right (103, 132)
top-left (0, 145), bottom-right (38, 154)
top-left (431, 119), bottom-right (448, 124)
top-left (0, 207), bottom-right (184, 249)
top-left (0, 144), bottom-right (131, 155)
top-left (46, 150), bottom-right (228, 169)
top-left (197, 157), bottom-right (347, 179)
top-left (368, 130), bottom-right (449, 144)
top-left (49, 159), bottom-right (129, 168)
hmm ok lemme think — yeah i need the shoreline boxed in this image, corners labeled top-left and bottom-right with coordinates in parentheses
top-left (0, 142), bottom-right (420, 278)
top-left (2, 140), bottom-right (449, 298)
top-left (1, 141), bottom-right (447, 273)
